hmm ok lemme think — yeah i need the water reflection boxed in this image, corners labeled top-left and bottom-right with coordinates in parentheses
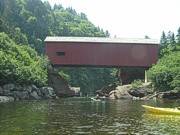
top-left (0, 98), bottom-right (180, 135)
top-left (142, 114), bottom-right (180, 135)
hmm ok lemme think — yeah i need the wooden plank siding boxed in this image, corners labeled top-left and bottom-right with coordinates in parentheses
top-left (45, 38), bottom-right (159, 68)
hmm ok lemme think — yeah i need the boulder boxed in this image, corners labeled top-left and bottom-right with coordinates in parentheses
top-left (31, 85), bottom-right (39, 91)
top-left (128, 88), bottom-right (147, 98)
top-left (3, 84), bottom-right (15, 91)
top-left (40, 87), bottom-right (56, 99)
top-left (160, 90), bottom-right (180, 99)
top-left (128, 82), bottom-right (153, 98)
top-left (14, 85), bottom-right (24, 91)
top-left (13, 91), bottom-right (29, 100)
top-left (23, 85), bottom-right (33, 93)
top-left (96, 83), bottom-right (118, 97)
top-left (0, 86), bottom-right (3, 95)
top-left (109, 85), bottom-right (133, 99)
top-left (30, 91), bottom-right (41, 100)
top-left (0, 83), bottom-right (58, 101)
top-left (2, 89), bottom-right (11, 96)
top-left (0, 96), bottom-right (14, 103)
top-left (70, 87), bottom-right (80, 96)
top-left (36, 88), bottom-right (42, 97)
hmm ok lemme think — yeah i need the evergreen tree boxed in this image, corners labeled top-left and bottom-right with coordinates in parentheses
top-left (170, 33), bottom-right (176, 45)
top-left (0, 0), bottom-right (5, 15)
top-left (160, 31), bottom-right (167, 47)
top-left (176, 27), bottom-right (180, 44)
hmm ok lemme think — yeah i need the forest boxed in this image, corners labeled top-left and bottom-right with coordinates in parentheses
top-left (0, 0), bottom-right (116, 95)
top-left (0, 0), bottom-right (179, 94)
top-left (148, 30), bottom-right (180, 92)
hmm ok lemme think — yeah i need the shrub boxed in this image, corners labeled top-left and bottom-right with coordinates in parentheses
top-left (0, 32), bottom-right (48, 86)
top-left (131, 79), bottom-right (143, 89)
top-left (148, 51), bottom-right (180, 91)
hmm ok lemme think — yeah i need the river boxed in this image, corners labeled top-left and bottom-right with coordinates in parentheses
top-left (0, 98), bottom-right (180, 135)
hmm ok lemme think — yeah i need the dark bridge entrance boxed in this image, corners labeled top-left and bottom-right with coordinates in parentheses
top-left (45, 37), bottom-right (159, 84)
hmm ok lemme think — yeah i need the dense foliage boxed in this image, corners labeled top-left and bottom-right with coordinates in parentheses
top-left (0, 0), bottom-right (115, 94)
top-left (0, 33), bottom-right (48, 86)
top-left (148, 29), bottom-right (180, 91)
top-left (60, 67), bottom-right (117, 95)
top-left (0, 0), bottom-right (108, 53)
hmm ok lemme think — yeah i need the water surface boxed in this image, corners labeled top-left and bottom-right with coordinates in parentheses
top-left (0, 98), bottom-right (180, 135)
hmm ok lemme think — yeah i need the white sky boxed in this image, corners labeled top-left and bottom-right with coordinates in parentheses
top-left (46, 0), bottom-right (180, 39)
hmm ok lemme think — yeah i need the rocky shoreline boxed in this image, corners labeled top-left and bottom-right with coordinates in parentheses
top-left (96, 82), bottom-right (180, 100)
top-left (0, 84), bottom-right (57, 103)
top-left (1, 81), bottom-right (179, 103)
top-left (0, 69), bottom-right (81, 103)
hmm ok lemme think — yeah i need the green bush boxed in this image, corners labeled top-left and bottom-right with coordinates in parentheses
top-left (0, 32), bottom-right (48, 86)
top-left (148, 51), bottom-right (180, 91)
top-left (131, 80), bottom-right (143, 89)
top-left (59, 70), bottom-right (70, 82)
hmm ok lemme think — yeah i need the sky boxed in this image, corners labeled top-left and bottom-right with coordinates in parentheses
top-left (46, 0), bottom-right (180, 39)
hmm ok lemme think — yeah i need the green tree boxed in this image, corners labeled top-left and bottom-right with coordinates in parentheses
top-left (176, 27), bottom-right (180, 44)
top-left (148, 51), bottom-right (180, 91)
top-left (160, 31), bottom-right (167, 48)
top-left (0, 32), bottom-right (48, 86)
top-left (0, 0), bottom-right (113, 94)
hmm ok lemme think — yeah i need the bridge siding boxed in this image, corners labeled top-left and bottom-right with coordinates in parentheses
top-left (45, 42), bottom-right (158, 67)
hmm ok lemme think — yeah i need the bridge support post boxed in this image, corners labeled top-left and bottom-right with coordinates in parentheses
top-left (145, 70), bottom-right (148, 83)
top-left (47, 65), bottom-right (76, 97)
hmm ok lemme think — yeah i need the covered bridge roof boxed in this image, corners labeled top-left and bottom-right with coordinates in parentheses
top-left (45, 37), bottom-right (159, 45)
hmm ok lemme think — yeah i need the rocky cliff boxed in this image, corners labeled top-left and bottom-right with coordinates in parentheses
top-left (48, 68), bottom-right (76, 97)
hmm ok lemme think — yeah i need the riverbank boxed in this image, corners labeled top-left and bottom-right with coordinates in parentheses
top-left (0, 84), bottom-right (57, 103)
top-left (0, 69), bottom-right (81, 103)
top-left (96, 82), bottom-right (180, 100)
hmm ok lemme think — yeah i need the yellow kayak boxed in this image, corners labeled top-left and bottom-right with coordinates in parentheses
top-left (142, 105), bottom-right (180, 115)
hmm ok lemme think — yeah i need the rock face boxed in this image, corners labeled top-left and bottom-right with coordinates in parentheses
top-left (0, 84), bottom-right (57, 103)
top-left (48, 68), bottom-right (76, 97)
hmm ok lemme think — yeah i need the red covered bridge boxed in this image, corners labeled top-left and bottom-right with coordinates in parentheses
top-left (45, 37), bottom-right (159, 83)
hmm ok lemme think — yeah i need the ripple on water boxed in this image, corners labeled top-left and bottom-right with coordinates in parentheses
top-left (74, 131), bottom-right (91, 134)
top-left (0, 99), bottom-right (180, 135)
top-left (75, 125), bottom-right (93, 129)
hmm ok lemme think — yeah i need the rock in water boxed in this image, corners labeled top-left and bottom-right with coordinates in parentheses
top-left (128, 89), bottom-right (147, 98)
top-left (40, 87), bottom-right (56, 99)
top-left (30, 91), bottom-right (41, 100)
top-left (13, 91), bottom-right (29, 100)
top-left (109, 85), bottom-right (133, 99)
top-left (0, 96), bottom-right (14, 103)
top-left (3, 84), bottom-right (15, 91)
top-left (160, 90), bottom-right (180, 99)
top-left (0, 86), bottom-right (3, 95)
